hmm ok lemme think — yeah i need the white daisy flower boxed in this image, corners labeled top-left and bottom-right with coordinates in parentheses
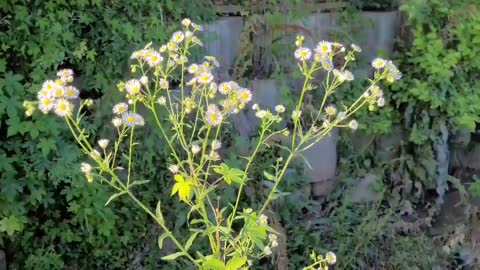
top-left (370, 85), bottom-right (383, 97)
top-left (146, 51), bottom-right (163, 67)
top-left (60, 75), bottom-right (73, 84)
top-left (112, 118), bottom-right (123, 127)
top-left (333, 69), bottom-right (346, 81)
top-left (389, 67), bottom-right (402, 81)
top-left (349, 119), bottom-right (358, 130)
top-left (211, 140), bottom-right (221, 150)
top-left (320, 58), bottom-right (334, 71)
top-left (37, 88), bottom-right (52, 99)
top-left (371, 57), bottom-right (386, 69)
top-left (38, 97), bottom-right (54, 114)
top-left (197, 72), bottom-right (213, 84)
top-left (255, 110), bottom-right (267, 118)
top-left (209, 150), bottom-right (220, 160)
top-left (159, 45), bottom-right (167, 53)
top-left (157, 96), bottom-right (166, 105)
top-left (294, 47), bottom-right (312, 61)
top-left (351, 43), bottom-right (361, 52)
top-left (258, 214), bottom-right (268, 225)
top-left (57, 69), bottom-right (74, 77)
top-left (238, 88), bottom-right (252, 104)
top-left (218, 82), bottom-right (232, 95)
top-left (64, 86), bottom-right (79, 99)
top-left (122, 111), bottom-right (145, 127)
top-left (54, 99), bottom-right (72, 117)
top-left (159, 78), bottom-right (169, 89)
top-left (344, 70), bottom-right (354, 81)
top-left (171, 31), bottom-right (185, 43)
top-left (52, 84), bottom-right (64, 98)
top-left (181, 18), bottom-right (191, 27)
top-left (168, 164), bottom-right (179, 174)
top-left (167, 41), bottom-right (178, 51)
top-left (98, 139), bottom-right (109, 149)
top-left (205, 104), bottom-right (222, 126)
top-left (140, 75), bottom-right (148, 85)
top-left (315, 41), bottom-right (332, 55)
top-left (113, 102), bottom-right (128, 115)
top-left (42, 80), bottom-right (56, 93)
top-left (275, 105), bottom-right (285, 113)
top-left (325, 251), bottom-right (337, 265)
top-left (325, 105), bottom-right (337, 116)
top-left (80, 162), bottom-right (92, 174)
top-left (377, 97), bottom-right (386, 107)
top-left (125, 79), bottom-right (141, 95)
top-left (252, 103), bottom-right (259, 110)
top-left (191, 144), bottom-right (201, 154)
top-left (291, 109), bottom-right (302, 120)
top-left (187, 64), bottom-right (199, 74)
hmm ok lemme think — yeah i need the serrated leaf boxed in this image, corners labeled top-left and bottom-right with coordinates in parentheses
top-left (161, 251), bottom-right (185, 261)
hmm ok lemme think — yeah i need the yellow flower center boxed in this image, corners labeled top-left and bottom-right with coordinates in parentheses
top-left (55, 89), bottom-right (63, 96)
top-left (327, 109), bottom-right (334, 115)
top-left (43, 99), bottom-right (51, 106)
top-left (210, 114), bottom-right (218, 122)
top-left (375, 61), bottom-right (383, 67)
top-left (321, 45), bottom-right (328, 52)
top-left (201, 75), bottom-right (209, 82)
top-left (300, 51), bottom-right (307, 57)
top-left (392, 70), bottom-right (398, 76)
top-left (46, 84), bottom-right (53, 90)
top-left (132, 87), bottom-right (139, 93)
top-left (323, 62), bottom-right (330, 69)
top-left (151, 55), bottom-right (158, 62)
top-left (127, 116), bottom-right (135, 123)
top-left (67, 90), bottom-right (74, 96)
top-left (59, 103), bottom-right (67, 111)
top-left (241, 92), bottom-right (248, 100)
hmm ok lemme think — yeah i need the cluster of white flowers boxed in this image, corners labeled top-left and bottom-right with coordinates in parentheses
top-left (36, 69), bottom-right (79, 116)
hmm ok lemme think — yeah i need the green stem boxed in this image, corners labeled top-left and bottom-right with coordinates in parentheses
top-left (228, 126), bottom-right (267, 228)
top-left (126, 190), bottom-right (200, 267)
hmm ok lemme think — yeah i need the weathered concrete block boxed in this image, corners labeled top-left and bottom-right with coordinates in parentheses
top-left (204, 17), bottom-right (244, 80)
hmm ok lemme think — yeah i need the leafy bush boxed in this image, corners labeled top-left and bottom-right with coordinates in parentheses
top-left (0, 0), bottom-right (213, 268)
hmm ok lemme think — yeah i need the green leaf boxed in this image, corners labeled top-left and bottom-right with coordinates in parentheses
top-left (0, 215), bottom-right (25, 235)
top-left (105, 191), bottom-right (126, 206)
top-left (184, 231), bottom-right (200, 251)
top-left (202, 257), bottom-right (225, 269)
top-left (158, 232), bottom-right (169, 249)
top-left (226, 257), bottom-right (247, 270)
top-left (213, 163), bottom-right (245, 185)
top-left (263, 171), bottom-right (276, 181)
top-left (155, 201), bottom-right (164, 223)
top-left (161, 252), bottom-right (185, 261)
top-left (37, 138), bottom-right (57, 156)
top-left (129, 180), bottom-right (150, 187)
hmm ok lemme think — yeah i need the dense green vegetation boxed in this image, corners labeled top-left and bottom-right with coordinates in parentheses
top-left (1, 0), bottom-right (479, 269)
